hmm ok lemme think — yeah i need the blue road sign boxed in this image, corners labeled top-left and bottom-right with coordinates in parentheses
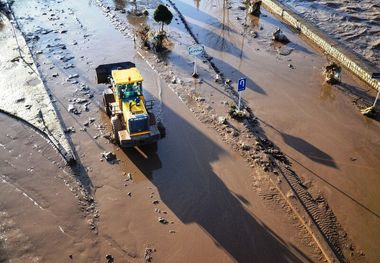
top-left (238, 78), bottom-right (247, 92)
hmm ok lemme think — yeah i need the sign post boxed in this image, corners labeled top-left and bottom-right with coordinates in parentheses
top-left (188, 44), bottom-right (204, 78)
top-left (237, 78), bottom-right (247, 111)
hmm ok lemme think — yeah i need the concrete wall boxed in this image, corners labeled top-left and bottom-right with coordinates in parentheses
top-left (261, 0), bottom-right (380, 91)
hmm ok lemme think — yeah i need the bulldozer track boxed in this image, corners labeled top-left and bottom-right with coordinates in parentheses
top-left (276, 161), bottom-right (342, 261)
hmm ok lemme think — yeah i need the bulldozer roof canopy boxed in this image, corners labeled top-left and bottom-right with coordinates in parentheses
top-left (112, 68), bottom-right (143, 85)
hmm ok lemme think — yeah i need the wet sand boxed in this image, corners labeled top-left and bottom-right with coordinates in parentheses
top-left (0, 0), bottom-right (325, 262)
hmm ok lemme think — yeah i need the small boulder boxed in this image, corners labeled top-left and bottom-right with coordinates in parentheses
top-left (217, 116), bottom-right (227, 125)
top-left (101, 151), bottom-right (116, 162)
top-left (158, 217), bottom-right (168, 224)
top-left (272, 28), bottom-right (289, 43)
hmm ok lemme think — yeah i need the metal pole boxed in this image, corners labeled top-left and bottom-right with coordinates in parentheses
top-left (193, 56), bottom-right (197, 76)
top-left (238, 91), bottom-right (241, 111)
top-left (372, 88), bottom-right (380, 108)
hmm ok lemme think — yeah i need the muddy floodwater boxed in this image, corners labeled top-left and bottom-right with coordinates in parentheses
top-left (279, 0), bottom-right (380, 68)
top-left (1, 0), bottom-right (380, 261)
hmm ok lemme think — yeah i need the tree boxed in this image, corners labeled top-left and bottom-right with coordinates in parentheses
top-left (153, 4), bottom-right (173, 33)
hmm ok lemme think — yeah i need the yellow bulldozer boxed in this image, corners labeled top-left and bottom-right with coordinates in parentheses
top-left (96, 62), bottom-right (165, 149)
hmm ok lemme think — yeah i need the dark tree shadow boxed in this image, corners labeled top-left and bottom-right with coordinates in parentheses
top-left (281, 133), bottom-right (338, 168)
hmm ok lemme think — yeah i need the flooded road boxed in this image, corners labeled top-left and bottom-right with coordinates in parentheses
top-left (166, 0), bottom-right (380, 261)
top-left (278, 0), bottom-right (380, 68)
top-left (0, 0), bottom-right (326, 261)
top-left (0, 113), bottom-right (98, 262)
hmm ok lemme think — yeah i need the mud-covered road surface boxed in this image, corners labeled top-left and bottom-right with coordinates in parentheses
top-left (162, 1), bottom-right (380, 261)
top-left (0, 0), bottom-right (330, 262)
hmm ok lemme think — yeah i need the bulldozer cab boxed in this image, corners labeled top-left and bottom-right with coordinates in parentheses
top-left (117, 82), bottom-right (142, 101)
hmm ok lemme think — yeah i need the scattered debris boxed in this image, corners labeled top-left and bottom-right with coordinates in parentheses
top-left (67, 104), bottom-right (80, 114)
top-left (272, 28), bottom-right (289, 44)
top-left (158, 217), bottom-right (168, 224)
top-left (286, 190), bottom-right (295, 199)
top-left (105, 254), bottom-right (114, 263)
top-left (64, 127), bottom-right (75, 133)
top-left (323, 62), bottom-right (341, 84)
top-left (67, 73), bottom-right (79, 80)
top-left (228, 105), bottom-right (249, 119)
top-left (217, 116), bottom-right (227, 125)
top-left (277, 46), bottom-right (294, 56)
top-left (126, 173), bottom-right (133, 181)
top-left (248, 0), bottom-right (261, 16)
top-left (240, 142), bottom-right (251, 151)
top-left (101, 151), bottom-right (116, 162)
top-left (15, 97), bottom-right (25, 103)
top-left (144, 247), bottom-right (154, 263)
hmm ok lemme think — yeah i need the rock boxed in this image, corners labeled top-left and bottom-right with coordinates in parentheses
top-left (75, 98), bottom-right (88, 104)
top-left (64, 127), bottom-right (75, 133)
top-left (288, 64), bottom-right (295, 69)
top-left (105, 254), bottom-right (114, 263)
top-left (127, 192), bottom-right (132, 196)
top-left (302, 180), bottom-right (312, 189)
top-left (158, 217), bottom-right (168, 224)
top-left (240, 142), bottom-right (251, 151)
top-left (169, 230), bottom-right (176, 234)
top-left (60, 30), bottom-right (67, 34)
top-left (64, 64), bottom-right (74, 69)
top-left (67, 104), bottom-right (77, 113)
top-left (171, 76), bottom-right (177, 84)
top-left (101, 151), bottom-right (116, 161)
top-left (217, 116), bottom-right (227, 125)
top-left (215, 74), bottom-right (221, 82)
top-left (67, 74), bottom-right (79, 80)
top-left (277, 46), bottom-right (294, 56)
top-left (52, 73), bottom-right (59, 77)
top-left (350, 157), bottom-right (357, 161)
top-left (272, 28), bottom-right (289, 43)
top-left (15, 97), bottom-right (25, 103)
top-left (126, 173), bottom-right (132, 181)
top-left (59, 56), bottom-right (74, 62)
top-left (152, 200), bottom-right (160, 205)
top-left (144, 248), bottom-right (154, 263)
top-left (238, 5), bottom-right (246, 10)
top-left (286, 190), bottom-right (295, 199)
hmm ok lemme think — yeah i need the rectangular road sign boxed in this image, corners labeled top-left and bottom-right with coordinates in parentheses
top-left (238, 78), bottom-right (247, 92)
top-left (188, 44), bottom-right (204, 56)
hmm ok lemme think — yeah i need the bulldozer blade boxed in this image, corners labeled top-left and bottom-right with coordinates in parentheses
top-left (95, 61), bottom-right (136, 84)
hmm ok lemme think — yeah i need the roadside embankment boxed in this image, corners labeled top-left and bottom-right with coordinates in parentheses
top-left (0, 13), bottom-right (74, 163)
top-left (261, 0), bottom-right (380, 91)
